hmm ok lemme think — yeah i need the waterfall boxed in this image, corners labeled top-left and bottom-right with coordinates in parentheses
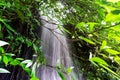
top-left (36, 16), bottom-right (78, 80)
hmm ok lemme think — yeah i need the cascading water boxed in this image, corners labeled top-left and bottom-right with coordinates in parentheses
top-left (36, 16), bottom-right (79, 80)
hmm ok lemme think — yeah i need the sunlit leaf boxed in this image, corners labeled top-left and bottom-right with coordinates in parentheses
top-left (0, 68), bottom-right (10, 73)
top-left (90, 57), bottom-right (109, 66)
top-left (99, 53), bottom-right (108, 58)
top-left (100, 40), bottom-right (110, 50)
top-left (114, 56), bottom-right (120, 65)
top-left (105, 49), bottom-right (120, 55)
top-left (10, 59), bottom-right (20, 66)
top-left (0, 56), bottom-right (2, 61)
top-left (31, 62), bottom-right (38, 78)
top-left (0, 47), bottom-right (4, 53)
top-left (87, 22), bottom-right (97, 32)
top-left (100, 40), bottom-right (107, 50)
top-left (30, 77), bottom-right (39, 80)
top-left (16, 58), bottom-right (24, 61)
top-left (3, 56), bottom-right (9, 65)
top-left (21, 60), bottom-right (33, 68)
top-left (76, 22), bottom-right (85, 28)
top-left (66, 66), bottom-right (74, 74)
top-left (105, 13), bottom-right (120, 22)
top-left (0, 40), bottom-right (9, 46)
top-left (98, 4), bottom-right (117, 13)
top-left (107, 0), bottom-right (120, 3)
top-left (111, 36), bottom-right (120, 41)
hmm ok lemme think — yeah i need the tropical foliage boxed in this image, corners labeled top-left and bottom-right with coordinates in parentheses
top-left (0, 0), bottom-right (120, 80)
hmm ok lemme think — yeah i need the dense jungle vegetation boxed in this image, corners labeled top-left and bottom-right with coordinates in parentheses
top-left (0, 0), bottom-right (120, 80)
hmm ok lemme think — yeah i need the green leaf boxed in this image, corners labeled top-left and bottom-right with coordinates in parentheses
top-left (105, 13), bottom-right (120, 22)
top-left (20, 62), bottom-right (31, 75)
top-left (99, 53), bottom-right (108, 58)
top-left (107, 0), bottom-right (120, 3)
top-left (90, 57), bottom-right (109, 66)
top-left (31, 62), bottom-right (37, 77)
top-left (16, 58), bottom-right (24, 61)
top-left (5, 53), bottom-right (15, 56)
top-left (66, 66), bottom-right (74, 74)
top-left (16, 36), bottom-right (24, 42)
top-left (33, 44), bottom-right (39, 53)
top-left (10, 59), bottom-right (20, 66)
top-left (0, 68), bottom-right (10, 73)
top-left (16, 9), bottom-right (24, 21)
top-left (57, 69), bottom-right (66, 80)
top-left (105, 49), bottom-right (120, 55)
top-left (30, 77), bottom-right (39, 80)
top-left (98, 4), bottom-right (116, 13)
top-left (25, 39), bottom-right (32, 47)
top-left (114, 56), bottom-right (120, 65)
top-left (3, 56), bottom-right (9, 65)
top-left (0, 56), bottom-right (2, 61)
top-left (0, 18), bottom-right (17, 34)
top-left (0, 47), bottom-right (5, 53)
top-left (0, 24), bottom-right (3, 39)
top-left (21, 60), bottom-right (32, 64)
top-left (100, 64), bottom-right (120, 78)
top-left (90, 60), bottom-right (99, 67)
top-left (87, 22), bottom-right (97, 32)
top-left (23, 67), bottom-right (31, 75)
top-left (63, 27), bottom-right (71, 34)
top-left (100, 40), bottom-right (110, 50)
top-left (79, 36), bottom-right (95, 45)
top-left (21, 60), bottom-right (33, 68)
top-left (76, 22), bottom-right (85, 28)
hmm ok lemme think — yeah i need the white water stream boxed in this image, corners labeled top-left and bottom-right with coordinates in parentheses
top-left (36, 16), bottom-right (79, 80)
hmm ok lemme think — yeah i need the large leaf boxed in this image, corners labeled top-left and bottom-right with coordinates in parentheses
top-left (10, 59), bottom-right (20, 66)
top-left (90, 57), bottom-right (109, 66)
top-left (98, 3), bottom-right (117, 13)
top-left (21, 60), bottom-right (33, 68)
top-left (105, 49), bottom-right (120, 55)
top-left (0, 68), bottom-right (10, 73)
top-left (3, 56), bottom-right (9, 65)
top-left (105, 13), bottom-right (120, 22)
top-left (0, 40), bottom-right (9, 47)
top-left (31, 62), bottom-right (37, 77)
